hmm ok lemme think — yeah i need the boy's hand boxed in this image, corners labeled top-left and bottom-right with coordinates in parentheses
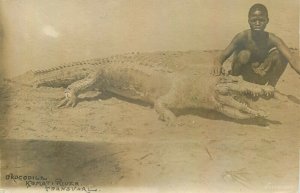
top-left (211, 61), bottom-right (224, 76)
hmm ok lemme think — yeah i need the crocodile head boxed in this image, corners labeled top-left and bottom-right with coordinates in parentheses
top-left (214, 75), bottom-right (274, 119)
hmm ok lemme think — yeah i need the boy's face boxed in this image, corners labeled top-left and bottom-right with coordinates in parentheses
top-left (248, 10), bottom-right (269, 31)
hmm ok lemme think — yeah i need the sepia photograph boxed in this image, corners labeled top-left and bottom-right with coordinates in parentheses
top-left (0, 0), bottom-right (299, 193)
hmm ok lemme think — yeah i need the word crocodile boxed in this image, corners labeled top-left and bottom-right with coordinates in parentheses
top-left (10, 51), bottom-right (274, 122)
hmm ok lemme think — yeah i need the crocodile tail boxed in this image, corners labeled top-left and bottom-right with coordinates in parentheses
top-left (8, 65), bottom-right (93, 88)
top-left (33, 68), bottom-right (91, 88)
top-left (8, 58), bottom-right (107, 87)
top-left (32, 58), bottom-right (104, 75)
top-left (5, 70), bottom-right (37, 87)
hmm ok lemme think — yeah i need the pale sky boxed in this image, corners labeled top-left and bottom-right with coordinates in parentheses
top-left (0, 0), bottom-right (298, 76)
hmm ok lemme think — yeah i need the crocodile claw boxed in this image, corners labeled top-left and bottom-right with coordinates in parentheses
top-left (158, 110), bottom-right (176, 126)
top-left (57, 89), bottom-right (78, 108)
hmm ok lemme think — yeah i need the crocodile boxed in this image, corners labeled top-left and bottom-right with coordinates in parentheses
top-left (8, 51), bottom-right (275, 122)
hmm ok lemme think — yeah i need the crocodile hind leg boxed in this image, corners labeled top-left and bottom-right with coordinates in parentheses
top-left (58, 70), bottom-right (103, 107)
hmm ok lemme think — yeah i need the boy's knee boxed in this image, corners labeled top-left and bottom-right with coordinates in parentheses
top-left (265, 50), bottom-right (288, 87)
top-left (231, 50), bottom-right (251, 76)
top-left (237, 50), bottom-right (251, 64)
top-left (268, 50), bottom-right (287, 65)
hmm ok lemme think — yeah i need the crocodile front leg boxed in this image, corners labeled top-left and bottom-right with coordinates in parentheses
top-left (58, 70), bottom-right (102, 107)
top-left (154, 86), bottom-right (177, 124)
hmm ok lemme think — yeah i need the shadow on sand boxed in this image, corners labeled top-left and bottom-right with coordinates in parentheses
top-left (0, 139), bottom-right (126, 188)
top-left (275, 90), bottom-right (300, 105)
top-left (176, 108), bottom-right (281, 127)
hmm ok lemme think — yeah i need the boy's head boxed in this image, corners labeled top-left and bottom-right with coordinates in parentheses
top-left (248, 4), bottom-right (269, 31)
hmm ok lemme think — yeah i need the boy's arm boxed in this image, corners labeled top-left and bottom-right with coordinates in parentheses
top-left (270, 34), bottom-right (300, 74)
top-left (212, 32), bottom-right (244, 75)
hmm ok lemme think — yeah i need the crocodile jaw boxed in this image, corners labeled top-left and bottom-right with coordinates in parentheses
top-left (214, 75), bottom-right (274, 119)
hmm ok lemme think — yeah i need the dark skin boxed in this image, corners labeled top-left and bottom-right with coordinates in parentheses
top-left (212, 9), bottom-right (300, 86)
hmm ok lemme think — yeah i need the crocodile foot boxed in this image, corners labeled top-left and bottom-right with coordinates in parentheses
top-left (57, 88), bottom-right (78, 108)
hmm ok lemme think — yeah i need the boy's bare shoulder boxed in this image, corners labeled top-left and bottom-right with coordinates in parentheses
top-left (241, 29), bottom-right (251, 35)
top-left (233, 30), bottom-right (250, 40)
top-left (268, 32), bottom-right (282, 41)
top-left (268, 32), bottom-right (285, 45)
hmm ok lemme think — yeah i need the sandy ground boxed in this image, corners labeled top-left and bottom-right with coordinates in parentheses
top-left (0, 51), bottom-right (299, 193)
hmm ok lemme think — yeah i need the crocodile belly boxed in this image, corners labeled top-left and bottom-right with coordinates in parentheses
top-left (101, 66), bottom-right (172, 104)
